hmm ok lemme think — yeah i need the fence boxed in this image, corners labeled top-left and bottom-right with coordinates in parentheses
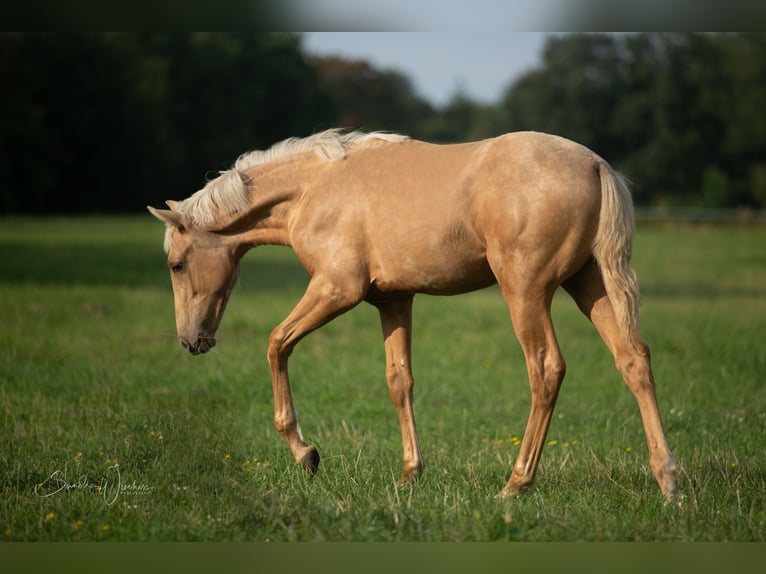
top-left (635, 206), bottom-right (766, 225)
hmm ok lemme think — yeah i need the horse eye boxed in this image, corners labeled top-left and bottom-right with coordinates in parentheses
top-left (170, 262), bottom-right (185, 273)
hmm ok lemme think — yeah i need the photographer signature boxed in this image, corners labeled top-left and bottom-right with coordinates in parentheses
top-left (34, 464), bottom-right (153, 506)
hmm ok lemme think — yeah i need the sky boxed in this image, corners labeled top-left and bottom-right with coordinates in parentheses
top-left (289, 0), bottom-right (562, 31)
top-left (302, 33), bottom-right (551, 107)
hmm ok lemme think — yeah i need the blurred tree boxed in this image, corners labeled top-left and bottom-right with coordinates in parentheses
top-left (418, 90), bottom-right (500, 143)
top-left (716, 33), bottom-right (766, 206)
top-left (2, 33), bottom-right (765, 213)
top-left (501, 34), bottom-right (622, 152)
top-left (498, 32), bottom-right (766, 208)
top-left (310, 55), bottom-right (433, 137)
top-left (750, 164), bottom-right (766, 207)
top-left (0, 33), bottom-right (335, 213)
top-left (0, 34), bottom-right (142, 213)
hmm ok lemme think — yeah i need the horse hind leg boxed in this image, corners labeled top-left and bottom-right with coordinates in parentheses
top-left (496, 283), bottom-right (567, 498)
top-left (563, 259), bottom-right (679, 503)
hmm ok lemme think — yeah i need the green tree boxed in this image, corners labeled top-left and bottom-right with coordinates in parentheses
top-left (4, 33), bottom-right (766, 213)
top-left (498, 33), bottom-right (766, 208)
top-left (501, 34), bottom-right (623, 152)
top-left (311, 55), bottom-right (433, 137)
top-left (419, 90), bottom-right (500, 143)
top-left (716, 33), bottom-right (766, 206)
top-left (0, 33), bottom-right (335, 213)
top-left (0, 34), bottom-right (145, 212)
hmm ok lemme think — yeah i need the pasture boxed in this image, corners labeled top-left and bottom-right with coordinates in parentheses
top-left (0, 216), bottom-right (764, 541)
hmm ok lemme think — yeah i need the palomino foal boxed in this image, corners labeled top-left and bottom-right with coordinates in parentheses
top-left (149, 129), bottom-right (679, 502)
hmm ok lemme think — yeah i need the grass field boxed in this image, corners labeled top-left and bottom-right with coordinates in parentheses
top-left (0, 216), bottom-right (764, 541)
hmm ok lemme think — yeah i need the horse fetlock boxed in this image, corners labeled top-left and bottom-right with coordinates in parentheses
top-left (274, 415), bottom-right (298, 436)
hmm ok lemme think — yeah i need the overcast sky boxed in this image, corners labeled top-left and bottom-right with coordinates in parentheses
top-left (302, 33), bottom-right (551, 107)
top-left (290, 1), bottom-right (563, 32)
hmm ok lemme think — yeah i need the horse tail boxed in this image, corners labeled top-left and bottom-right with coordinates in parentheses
top-left (592, 161), bottom-right (642, 350)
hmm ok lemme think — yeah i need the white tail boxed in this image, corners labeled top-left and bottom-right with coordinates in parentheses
top-left (592, 162), bottom-right (641, 349)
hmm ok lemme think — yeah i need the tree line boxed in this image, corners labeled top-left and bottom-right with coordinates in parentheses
top-left (1, 32), bottom-right (764, 213)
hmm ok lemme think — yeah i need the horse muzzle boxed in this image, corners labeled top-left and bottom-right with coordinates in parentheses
top-left (180, 334), bottom-right (217, 355)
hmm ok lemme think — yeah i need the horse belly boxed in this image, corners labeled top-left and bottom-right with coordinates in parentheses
top-left (418, 257), bottom-right (496, 295)
top-left (368, 232), bottom-right (495, 297)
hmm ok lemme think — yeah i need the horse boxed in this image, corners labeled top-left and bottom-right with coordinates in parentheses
top-left (148, 129), bottom-right (679, 502)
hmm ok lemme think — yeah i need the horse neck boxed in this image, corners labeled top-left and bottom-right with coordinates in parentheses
top-left (225, 157), bottom-right (311, 250)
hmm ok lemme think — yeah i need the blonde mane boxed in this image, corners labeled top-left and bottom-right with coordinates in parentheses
top-left (173, 129), bottom-right (408, 229)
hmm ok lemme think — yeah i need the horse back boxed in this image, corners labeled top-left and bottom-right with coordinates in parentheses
top-left (292, 132), bottom-right (604, 294)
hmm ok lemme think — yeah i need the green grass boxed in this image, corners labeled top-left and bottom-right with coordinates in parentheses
top-left (0, 216), bottom-right (764, 541)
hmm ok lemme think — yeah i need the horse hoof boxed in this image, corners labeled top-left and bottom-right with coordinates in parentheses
top-left (399, 464), bottom-right (424, 486)
top-left (494, 482), bottom-right (528, 500)
top-left (663, 489), bottom-right (682, 507)
top-left (298, 447), bottom-right (320, 474)
top-left (494, 489), bottom-right (517, 500)
top-left (398, 471), bottom-right (420, 487)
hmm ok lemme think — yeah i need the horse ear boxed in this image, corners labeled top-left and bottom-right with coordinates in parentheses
top-left (147, 205), bottom-right (187, 230)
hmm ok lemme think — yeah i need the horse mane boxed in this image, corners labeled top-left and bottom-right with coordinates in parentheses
top-left (173, 129), bottom-right (408, 229)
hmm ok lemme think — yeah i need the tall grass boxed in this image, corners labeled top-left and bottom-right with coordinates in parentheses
top-left (0, 217), bottom-right (764, 541)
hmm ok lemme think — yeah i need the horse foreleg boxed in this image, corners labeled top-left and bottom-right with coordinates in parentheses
top-left (497, 289), bottom-right (566, 498)
top-left (267, 275), bottom-right (364, 473)
top-left (376, 296), bottom-right (424, 483)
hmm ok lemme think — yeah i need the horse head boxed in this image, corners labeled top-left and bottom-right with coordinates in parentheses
top-left (148, 203), bottom-right (240, 355)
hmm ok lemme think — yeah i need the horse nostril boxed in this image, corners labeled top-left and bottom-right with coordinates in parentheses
top-left (179, 334), bottom-right (213, 355)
